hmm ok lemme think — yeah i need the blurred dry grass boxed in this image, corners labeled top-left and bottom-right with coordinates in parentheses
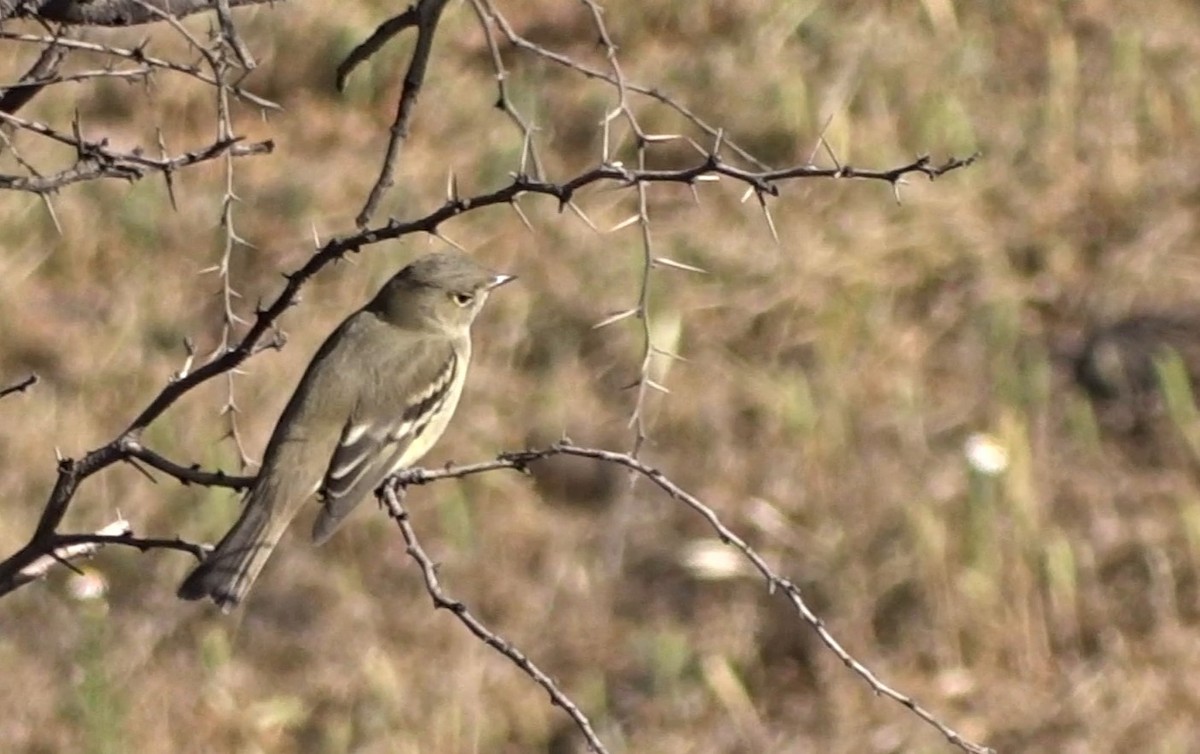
top-left (4, 1), bottom-right (1200, 752)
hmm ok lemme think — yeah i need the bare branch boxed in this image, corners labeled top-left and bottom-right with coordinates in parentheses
top-left (123, 442), bottom-right (254, 490)
top-left (0, 373), bottom-right (38, 400)
top-left (49, 531), bottom-right (207, 559)
top-left (0, 25), bottom-right (75, 115)
top-left (0, 108), bottom-right (274, 194)
top-left (0, 145), bottom-right (973, 604)
top-left (2, 0), bottom-right (276, 27)
top-left (214, 0), bottom-right (257, 69)
top-left (391, 445), bottom-right (996, 754)
top-left (354, 0), bottom-right (453, 227)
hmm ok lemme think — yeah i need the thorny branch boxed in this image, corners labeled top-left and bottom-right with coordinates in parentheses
top-left (0, 3), bottom-right (985, 753)
top-left (6, 518), bottom-right (207, 596)
top-left (0, 140), bottom-right (976, 679)
top-left (478, 0), bottom-right (770, 171)
top-left (1, 0), bottom-right (273, 27)
top-left (9, 519), bottom-right (133, 590)
top-left (0, 110), bottom-right (273, 193)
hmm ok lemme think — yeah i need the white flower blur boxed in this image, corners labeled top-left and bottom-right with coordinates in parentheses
top-left (964, 433), bottom-right (1009, 476)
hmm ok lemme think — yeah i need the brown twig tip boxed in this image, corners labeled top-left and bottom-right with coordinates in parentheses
top-left (354, 0), bottom-right (454, 227)
top-left (0, 373), bottom-right (39, 400)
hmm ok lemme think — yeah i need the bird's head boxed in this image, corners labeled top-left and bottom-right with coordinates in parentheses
top-left (371, 251), bottom-right (515, 335)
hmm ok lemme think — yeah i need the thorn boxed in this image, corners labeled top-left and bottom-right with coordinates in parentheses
top-left (592, 308), bottom-right (639, 330)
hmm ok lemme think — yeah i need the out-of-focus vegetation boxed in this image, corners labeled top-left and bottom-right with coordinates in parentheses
top-left (4, 1), bottom-right (1200, 752)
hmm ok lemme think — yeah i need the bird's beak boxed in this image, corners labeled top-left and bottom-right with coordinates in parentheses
top-left (487, 273), bottom-right (516, 291)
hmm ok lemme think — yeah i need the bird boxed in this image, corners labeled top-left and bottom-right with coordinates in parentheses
top-left (178, 251), bottom-right (514, 611)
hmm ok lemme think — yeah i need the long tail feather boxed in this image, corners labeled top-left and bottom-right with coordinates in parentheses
top-left (177, 472), bottom-right (296, 612)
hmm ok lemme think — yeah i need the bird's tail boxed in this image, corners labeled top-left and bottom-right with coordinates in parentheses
top-left (177, 471), bottom-right (298, 612)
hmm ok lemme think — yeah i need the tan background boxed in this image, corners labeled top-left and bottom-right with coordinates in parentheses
top-left (3, 1), bottom-right (1200, 752)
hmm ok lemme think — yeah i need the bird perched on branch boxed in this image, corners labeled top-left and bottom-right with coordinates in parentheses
top-left (178, 251), bottom-right (514, 611)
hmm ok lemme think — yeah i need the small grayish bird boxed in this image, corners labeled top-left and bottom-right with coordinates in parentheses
top-left (178, 251), bottom-right (514, 611)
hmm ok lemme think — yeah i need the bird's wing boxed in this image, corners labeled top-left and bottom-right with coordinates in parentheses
top-left (312, 339), bottom-right (461, 544)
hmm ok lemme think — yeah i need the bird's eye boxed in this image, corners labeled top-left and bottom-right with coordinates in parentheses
top-left (451, 292), bottom-right (475, 307)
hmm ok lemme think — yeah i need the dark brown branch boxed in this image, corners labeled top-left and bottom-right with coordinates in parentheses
top-left (381, 483), bottom-right (610, 754)
top-left (0, 373), bottom-right (38, 399)
top-left (0, 443), bottom-right (245, 592)
top-left (336, 5), bottom-right (419, 91)
top-left (4, 521), bottom-right (208, 596)
top-left (467, 0), bottom-right (545, 180)
top-left (0, 148), bottom-right (974, 598)
top-left (392, 444), bottom-right (995, 754)
top-left (8, 519), bottom-right (132, 590)
top-left (354, 0), bottom-right (453, 228)
top-left (1, 0), bottom-right (275, 26)
top-left (0, 111), bottom-right (274, 194)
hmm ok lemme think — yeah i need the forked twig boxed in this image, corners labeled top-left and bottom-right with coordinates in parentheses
top-left (387, 444), bottom-right (995, 754)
